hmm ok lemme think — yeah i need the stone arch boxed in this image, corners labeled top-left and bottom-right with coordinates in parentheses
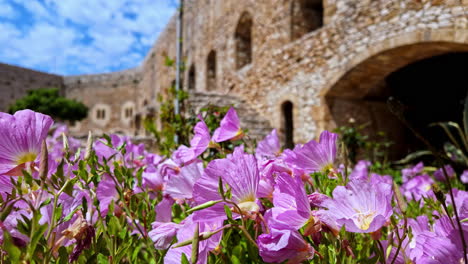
top-left (290, 0), bottom-right (323, 41)
top-left (325, 30), bottom-right (468, 159)
top-left (235, 11), bottom-right (253, 70)
top-left (206, 50), bottom-right (217, 91)
top-left (188, 64), bottom-right (196, 90)
top-left (281, 101), bottom-right (294, 149)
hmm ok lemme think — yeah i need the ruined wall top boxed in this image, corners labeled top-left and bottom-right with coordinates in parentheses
top-left (63, 66), bottom-right (143, 86)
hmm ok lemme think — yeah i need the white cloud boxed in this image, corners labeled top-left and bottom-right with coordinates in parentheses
top-left (0, 0), bottom-right (177, 75)
top-left (0, 1), bottom-right (16, 18)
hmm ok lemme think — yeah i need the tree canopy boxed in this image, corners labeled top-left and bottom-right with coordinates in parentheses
top-left (9, 88), bottom-right (88, 122)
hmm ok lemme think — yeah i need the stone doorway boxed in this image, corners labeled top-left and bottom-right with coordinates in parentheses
top-left (326, 43), bottom-right (468, 159)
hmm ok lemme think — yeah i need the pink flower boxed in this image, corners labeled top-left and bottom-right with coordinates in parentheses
top-left (461, 170), bottom-right (468, 184)
top-left (0, 110), bottom-right (53, 175)
top-left (212, 107), bottom-right (243, 142)
top-left (256, 129), bottom-right (281, 160)
top-left (320, 180), bottom-right (393, 233)
top-left (284, 131), bottom-right (338, 174)
top-left (149, 222), bottom-right (180, 250)
top-left (268, 172), bottom-right (313, 231)
top-left (349, 160), bottom-right (371, 180)
top-left (139, 166), bottom-right (164, 193)
top-left (166, 161), bottom-right (204, 200)
top-left (400, 174), bottom-right (434, 201)
top-left (96, 174), bottom-right (119, 216)
top-left (0, 175), bottom-right (14, 200)
top-left (192, 146), bottom-right (260, 221)
top-left (434, 165), bottom-right (455, 181)
top-left (258, 228), bottom-right (314, 263)
top-left (164, 215), bottom-right (223, 264)
top-left (94, 134), bottom-right (126, 162)
top-left (175, 116), bottom-right (211, 163)
top-left (402, 162), bottom-right (424, 182)
top-left (156, 197), bottom-right (175, 222)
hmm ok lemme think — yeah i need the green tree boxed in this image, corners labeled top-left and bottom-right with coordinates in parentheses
top-left (9, 88), bottom-right (88, 122)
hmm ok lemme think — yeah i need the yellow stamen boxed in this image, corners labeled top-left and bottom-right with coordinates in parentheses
top-left (16, 152), bottom-right (37, 165)
top-left (354, 210), bottom-right (377, 230)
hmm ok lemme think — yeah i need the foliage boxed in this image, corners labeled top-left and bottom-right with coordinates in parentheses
top-left (143, 54), bottom-right (229, 156)
top-left (8, 88), bottom-right (88, 122)
top-left (334, 121), bottom-right (392, 166)
top-left (0, 108), bottom-right (467, 263)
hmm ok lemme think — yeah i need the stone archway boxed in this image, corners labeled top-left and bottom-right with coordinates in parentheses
top-left (325, 40), bottom-right (468, 159)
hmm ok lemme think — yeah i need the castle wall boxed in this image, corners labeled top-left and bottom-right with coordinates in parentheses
top-left (63, 68), bottom-right (142, 136)
top-left (0, 63), bottom-right (63, 112)
top-left (146, 0), bottom-right (468, 143)
top-left (2, 0), bottom-right (467, 145)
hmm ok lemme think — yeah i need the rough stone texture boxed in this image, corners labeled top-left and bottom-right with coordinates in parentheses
top-left (0, 63), bottom-right (64, 112)
top-left (1, 0), bottom-right (467, 147)
top-left (187, 91), bottom-right (273, 140)
top-left (64, 68), bottom-right (142, 135)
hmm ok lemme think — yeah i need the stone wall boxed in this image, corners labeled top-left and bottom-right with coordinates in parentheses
top-left (63, 68), bottom-right (142, 136)
top-left (0, 63), bottom-right (63, 112)
top-left (1, 0), bottom-right (468, 152)
top-left (142, 0), bottom-right (468, 147)
top-left (187, 91), bottom-right (272, 140)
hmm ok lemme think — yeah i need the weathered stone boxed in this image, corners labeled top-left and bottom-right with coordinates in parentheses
top-left (0, 0), bottom-right (467, 146)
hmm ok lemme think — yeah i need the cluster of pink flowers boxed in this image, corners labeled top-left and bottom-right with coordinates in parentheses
top-left (0, 109), bottom-right (466, 263)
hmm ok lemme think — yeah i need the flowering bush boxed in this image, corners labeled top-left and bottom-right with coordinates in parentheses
top-left (0, 108), bottom-right (467, 263)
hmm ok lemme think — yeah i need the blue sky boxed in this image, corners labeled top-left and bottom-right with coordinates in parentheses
top-left (0, 0), bottom-right (178, 75)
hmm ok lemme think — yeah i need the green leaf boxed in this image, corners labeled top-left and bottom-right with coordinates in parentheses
top-left (224, 205), bottom-right (233, 222)
top-left (29, 223), bottom-right (48, 257)
top-left (0, 201), bottom-right (15, 221)
top-left (231, 255), bottom-right (241, 264)
top-left (62, 205), bottom-right (82, 223)
top-left (191, 223), bottom-right (200, 264)
top-left (186, 200), bottom-right (223, 213)
top-left (181, 253), bottom-right (190, 264)
top-left (62, 178), bottom-right (78, 197)
top-left (40, 197), bottom-right (52, 207)
top-left (3, 230), bottom-right (21, 262)
top-left (218, 177), bottom-right (225, 200)
top-left (108, 215), bottom-right (121, 235)
top-left (393, 150), bottom-right (432, 165)
top-left (23, 169), bottom-right (33, 186)
top-left (58, 246), bottom-right (69, 264)
top-left (97, 253), bottom-right (109, 264)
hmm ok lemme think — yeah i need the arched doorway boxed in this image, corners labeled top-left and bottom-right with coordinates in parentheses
top-left (282, 101), bottom-right (294, 149)
top-left (206, 50), bottom-right (217, 91)
top-left (235, 12), bottom-right (253, 69)
top-left (290, 0), bottom-right (323, 41)
top-left (326, 42), bottom-right (468, 159)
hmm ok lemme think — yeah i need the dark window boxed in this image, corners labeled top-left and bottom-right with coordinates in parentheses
top-left (282, 101), bottom-right (294, 149)
top-left (96, 109), bottom-right (106, 120)
top-left (235, 12), bottom-right (253, 69)
top-left (206, 50), bottom-right (217, 91)
top-left (125, 108), bottom-right (133, 118)
top-left (188, 64), bottom-right (196, 90)
top-left (291, 0), bottom-right (323, 41)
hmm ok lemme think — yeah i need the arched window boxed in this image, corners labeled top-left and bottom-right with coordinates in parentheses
top-left (96, 109), bottom-right (106, 120)
top-left (188, 64), bottom-right (196, 90)
top-left (235, 12), bottom-right (253, 69)
top-left (206, 50), bottom-right (217, 91)
top-left (282, 101), bottom-right (294, 149)
top-left (291, 0), bottom-right (323, 41)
